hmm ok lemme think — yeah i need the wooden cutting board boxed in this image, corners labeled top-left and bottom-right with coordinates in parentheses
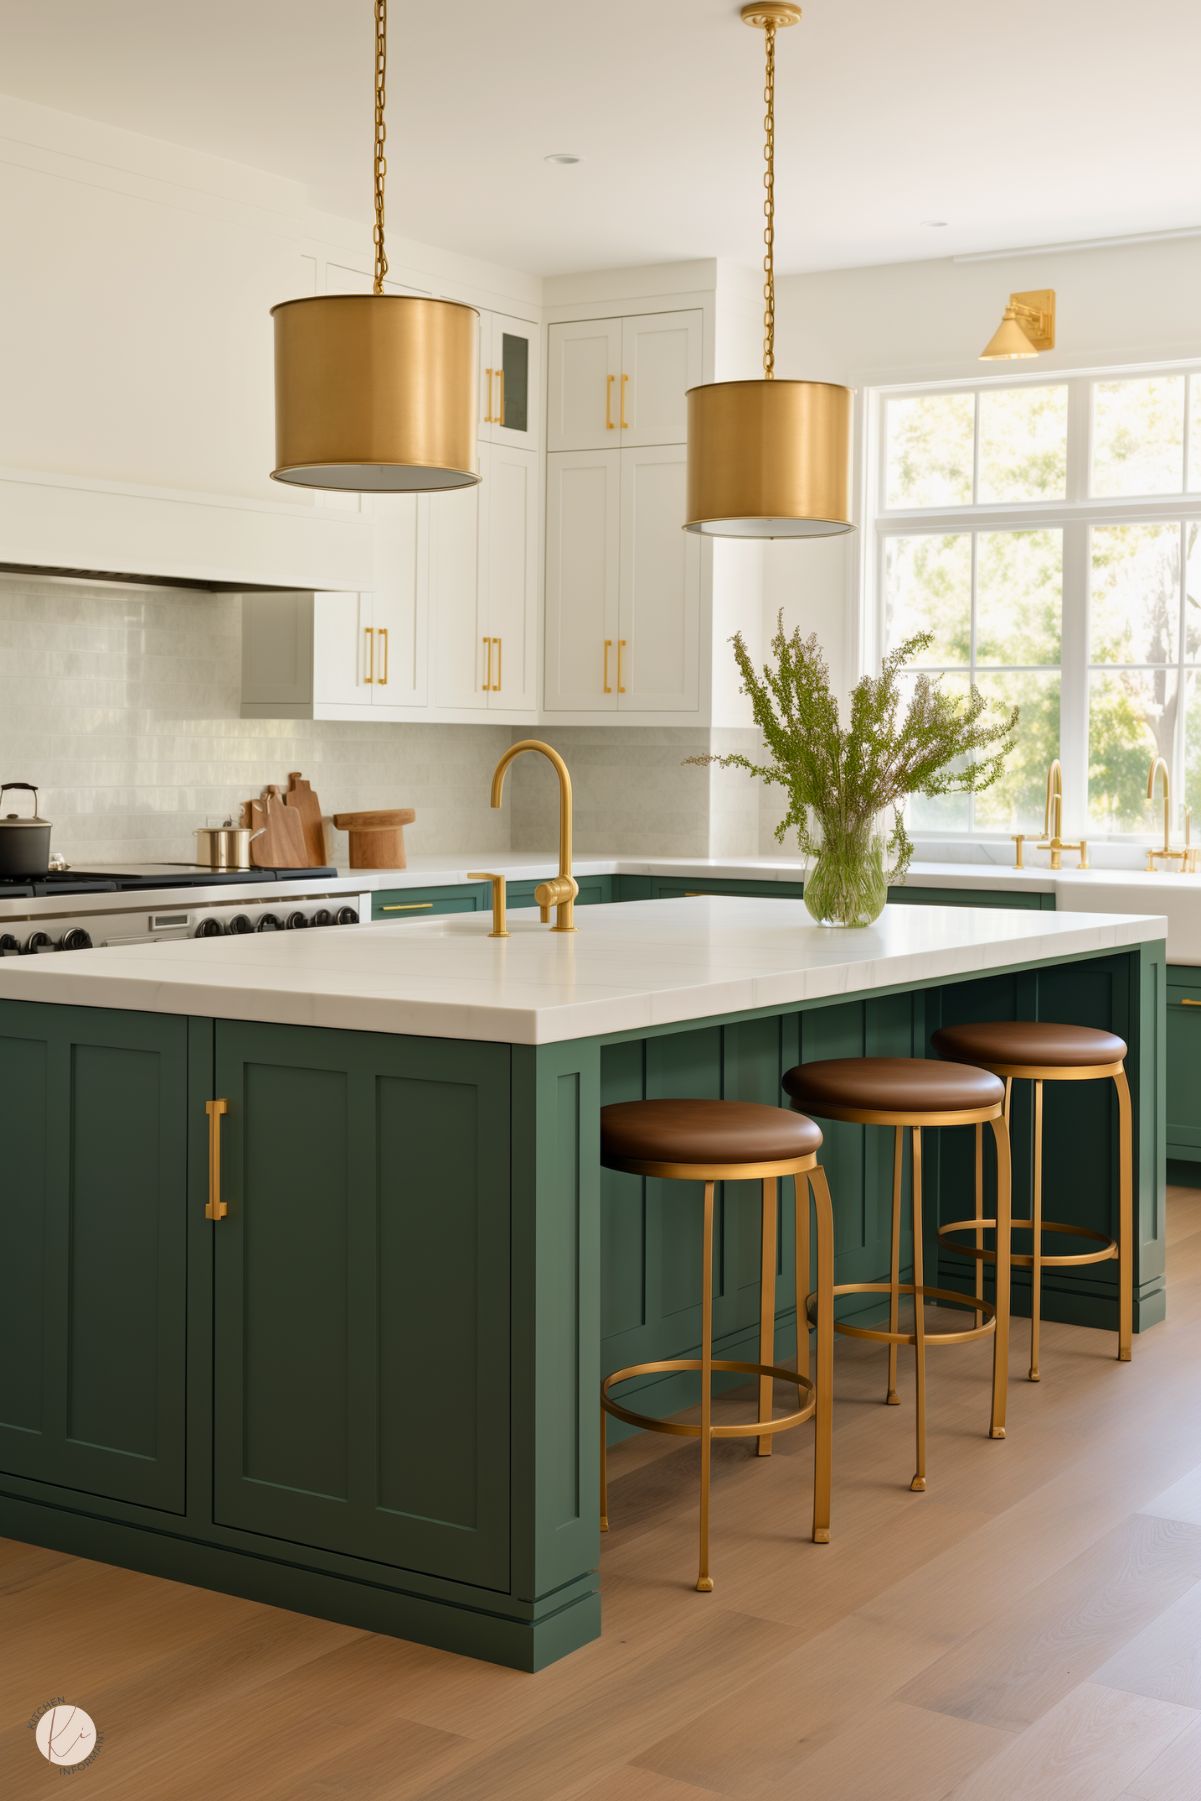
top-left (284, 772), bottom-right (326, 867)
top-left (243, 787), bottom-right (308, 869)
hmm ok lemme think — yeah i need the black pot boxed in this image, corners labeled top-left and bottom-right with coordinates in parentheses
top-left (0, 784), bottom-right (52, 877)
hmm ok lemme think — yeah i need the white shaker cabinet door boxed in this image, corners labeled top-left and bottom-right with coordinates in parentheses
top-left (369, 493), bottom-right (428, 708)
top-left (482, 445), bottom-right (539, 713)
top-left (618, 444), bottom-right (700, 714)
top-left (313, 592), bottom-right (373, 709)
top-left (619, 310), bottom-right (702, 448)
top-left (547, 319), bottom-right (623, 452)
top-left (482, 313), bottom-right (541, 453)
top-left (544, 449), bottom-right (621, 712)
top-left (429, 478), bottom-right (487, 710)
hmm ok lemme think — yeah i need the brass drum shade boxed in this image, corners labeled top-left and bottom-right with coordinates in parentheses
top-left (271, 294), bottom-right (480, 491)
top-left (684, 378), bottom-right (854, 537)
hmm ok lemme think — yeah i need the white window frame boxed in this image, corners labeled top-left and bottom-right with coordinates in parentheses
top-left (860, 359), bottom-right (1201, 840)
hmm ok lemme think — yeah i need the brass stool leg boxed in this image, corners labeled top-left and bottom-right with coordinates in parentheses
top-left (989, 1111), bottom-right (1012, 1439)
top-left (758, 1177), bottom-right (779, 1457)
top-left (910, 1125), bottom-right (927, 1492)
top-left (1030, 1080), bottom-right (1044, 1382)
top-left (697, 1179), bottom-right (716, 1593)
top-left (974, 1122), bottom-right (985, 1323)
top-left (809, 1165), bottom-right (835, 1543)
top-left (796, 1167), bottom-right (811, 1384)
top-left (1115, 1066), bottom-right (1133, 1362)
top-left (600, 1410), bottom-right (609, 1533)
top-left (886, 1125), bottom-right (903, 1405)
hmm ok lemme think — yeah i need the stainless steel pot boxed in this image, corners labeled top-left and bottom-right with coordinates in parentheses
top-left (0, 783), bottom-right (52, 877)
top-left (195, 823), bottom-right (264, 872)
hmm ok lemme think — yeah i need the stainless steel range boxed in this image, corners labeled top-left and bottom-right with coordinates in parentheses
top-left (0, 865), bottom-right (372, 955)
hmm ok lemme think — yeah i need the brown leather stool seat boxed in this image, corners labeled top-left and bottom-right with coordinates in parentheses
top-left (931, 1019), bottom-right (1133, 1381)
top-left (784, 1057), bottom-right (1004, 1123)
top-left (781, 1053), bottom-right (1012, 1492)
top-left (932, 1021), bottom-right (1127, 1074)
top-left (599, 1095), bottom-right (836, 1591)
top-left (602, 1098), bottom-right (823, 1172)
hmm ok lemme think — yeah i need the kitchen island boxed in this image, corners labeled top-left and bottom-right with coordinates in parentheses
top-left (0, 898), bottom-right (1167, 1668)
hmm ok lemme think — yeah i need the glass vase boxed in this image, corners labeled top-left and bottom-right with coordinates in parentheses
top-left (803, 816), bottom-right (889, 928)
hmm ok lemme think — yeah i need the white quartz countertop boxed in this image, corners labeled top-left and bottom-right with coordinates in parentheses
top-left (0, 897), bottom-right (1166, 1046)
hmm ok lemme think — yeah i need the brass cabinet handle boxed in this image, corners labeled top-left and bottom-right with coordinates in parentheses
top-left (467, 871), bottom-right (509, 938)
top-left (620, 372), bottom-right (630, 429)
top-left (617, 638), bottom-right (627, 694)
top-left (482, 635), bottom-right (493, 692)
top-left (205, 1098), bottom-right (229, 1222)
top-left (605, 373), bottom-right (615, 431)
top-left (496, 368), bottom-right (505, 426)
top-left (1177, 997), bottom-right (1201, 1007)
top-left (381, 901), bottom-right (433, 912)
top-left (493, 636), bottom-right (502, 692)
top-left (484, 367), bottom-right (494, 424)
top-left (364, 625), bottom-right (375, 684)
top-left (603, 638), bottom-right (613, 694)
top-left (378, 627), bottom-right (389, 686)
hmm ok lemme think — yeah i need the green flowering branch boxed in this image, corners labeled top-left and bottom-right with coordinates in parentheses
top-left (689, 614), bottom-right (1019, 881)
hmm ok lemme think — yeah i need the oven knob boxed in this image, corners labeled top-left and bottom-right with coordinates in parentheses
top-left (23, 931), bottom-right (55, 954)
top-left (0, 933), bottom-right (20, 955)
top-left (256, 913), bottom-right (283, 933)
top-left (335, 905), bottom-right (359, 926)
top-left (228, 914), bottom-right (253, 935)
top-left (311, 909), bottom-right (333, 928)
top-left (195, 917), bottom-right (225, 938)
top-left (286, 911), bottom-right (309, 930)
top-left (61, 928), bottom-right (93, 951)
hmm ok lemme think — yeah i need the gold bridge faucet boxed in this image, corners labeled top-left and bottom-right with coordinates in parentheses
top-left (1013, 760), bottom-right (1087, 870)
top-left (1145, 756), bottom-right (1195, 872)
top-left (487, 740), bottom-right (579, 932)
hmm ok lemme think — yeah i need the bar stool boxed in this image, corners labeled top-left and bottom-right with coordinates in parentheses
top-left (600, 1098), bottom-right (835, 1592)
top-left (781, 1058), bottom-right (1012, 1492)
top-left (932, 1022), bottom-right (1133, 1381)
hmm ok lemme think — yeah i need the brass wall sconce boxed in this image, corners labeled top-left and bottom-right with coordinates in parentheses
top-left (980, 289), bottom-right (1056, 361)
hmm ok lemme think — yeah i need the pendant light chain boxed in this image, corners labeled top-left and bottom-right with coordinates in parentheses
top-left (761, 19), bottom-right (777, 380)
top-left (373, 0), bottom-right (389, 293)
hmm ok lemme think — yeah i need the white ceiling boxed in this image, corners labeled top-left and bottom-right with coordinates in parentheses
top-left (2, 0), bottom-right (1200, 276)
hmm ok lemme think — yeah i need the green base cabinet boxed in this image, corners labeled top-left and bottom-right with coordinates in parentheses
top-left (1167, 966), bottom-right (1201, 1172)
top-left (372, 875), bottom-right (613, 922)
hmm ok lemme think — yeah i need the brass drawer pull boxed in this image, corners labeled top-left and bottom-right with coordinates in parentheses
top-left (484, 367), bottom-right (494, 423)
top-left (617, 638), bottom-right (627, 694)
top-left (603, 638), bottom-right (613, 694)
top-left (364, 625), bottom-right (375, 684)
top-left (493, 635), bottom-right (502, 692)
top-left (605, 373), bottom-right (616, 431)
top-left (620, 372), bottom-right (630, 429)
top-left (381, 901), bottom-right (434, 912)
top-left (205, 1098), bottom-right (229, 1222)
top-left (496, 367), bottom-right (505, 427)
top-left (482, 635), bottom-right (494, 692)
top-left (1176, 997), bottom-right (1201, 1007)
top-left (378, 627), bottom-right (389, 686)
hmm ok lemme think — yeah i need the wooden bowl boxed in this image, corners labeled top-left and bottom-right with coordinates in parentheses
top-left (331, 808), bottom-right (416, 870)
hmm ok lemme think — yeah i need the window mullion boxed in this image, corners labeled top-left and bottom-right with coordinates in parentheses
top-left (1061, 517), bottom-right (1090, 837)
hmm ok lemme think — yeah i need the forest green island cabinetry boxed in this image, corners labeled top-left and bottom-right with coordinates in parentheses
top-left (0, 897), bottom-right (1167, 1669)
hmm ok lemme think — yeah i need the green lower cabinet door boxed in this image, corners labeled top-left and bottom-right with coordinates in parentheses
top-left (0, 1002), bottom-right (188, 1512)
top-left (211, 1022), bottom-right (512, 1591)
top-left (1167, 982), bottom-right (1201, 1161)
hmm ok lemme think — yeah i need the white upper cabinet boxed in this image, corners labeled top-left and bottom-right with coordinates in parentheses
top-left (430, 443), bottom-right (539, 714)
top-left (368, 493), bottom-right (428, 708)
top-left (547, 309), bottom-right (701, 452)
top-left (544, 449), bottom-right (622, 712)
top-left (480, 313), bottom-right (540, 453)
top-left (619, 312), bottom-right (702, 448)
top-left (618, 445), bottom-right (699, 712)
top-left (547, 319), bottom-right (624, 451)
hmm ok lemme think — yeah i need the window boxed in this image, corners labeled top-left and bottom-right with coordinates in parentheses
top-left (869, 367), bottom-right (1201, 835)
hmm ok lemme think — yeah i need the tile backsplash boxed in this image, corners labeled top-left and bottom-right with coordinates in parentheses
top-left (0, 576), bottom-right (762, 866)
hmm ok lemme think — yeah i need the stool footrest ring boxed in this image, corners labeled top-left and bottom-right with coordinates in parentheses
top-left (805, 1281), bottom-right (996, 1347)
top-left (601, 1358), bottom-right (816, 1440)
top-left (937, 1216), bottom-right (1118, 1270)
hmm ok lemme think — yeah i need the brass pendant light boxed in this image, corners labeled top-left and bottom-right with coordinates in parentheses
top-left (685, 4), bottom-right (853, 538)
top-left (270, 0), bottom-right (479, 492)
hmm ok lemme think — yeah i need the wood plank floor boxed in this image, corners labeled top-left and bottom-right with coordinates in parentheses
top-left (4, 1186), bottom-right (1201, 1800)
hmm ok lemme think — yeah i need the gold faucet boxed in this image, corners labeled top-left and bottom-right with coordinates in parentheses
top-left (1146, 756), bottom-right (1187, 872)
top-left (488, 740), bottom-right (579, 932)
top-left (1025, 759), bottom-right (1088, 870)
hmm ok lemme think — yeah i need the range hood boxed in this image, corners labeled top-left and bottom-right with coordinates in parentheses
top-left (0, 467), bottom-right (373, 594)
